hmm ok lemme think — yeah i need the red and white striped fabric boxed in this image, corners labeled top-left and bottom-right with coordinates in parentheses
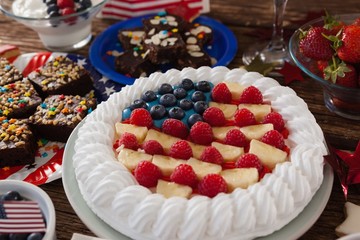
top-left (98, 0), bottom-right (210, 19)
top-left (0, 201), bottom-right (46, 233)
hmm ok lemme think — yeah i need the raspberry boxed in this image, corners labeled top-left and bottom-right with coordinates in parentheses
top-left (261, 130), bottom-right (285, 149)
top-left (170, 164), bottom-right (197, 187)
top-left (198, 174), bottom-right (228, 198)
top-left (262, 112), bottom-right (285, 132)
top-left (189, 121), bottom-right (213, 145)
top-left (200, 146), bottom-right (224, 165)
top-left (239, 86), bottom-right (263, 104)
top-left (162, 119), bottom-right (188, 139)
top-left (130, 108), bottom-right (153, 128)
top-left (142, 140), bottom-right (164, 155)
top-left (234, 108), bottom-right (257, 127)
top-left (134, 161), bottom-right (162, 188)
top-left (235, 153), bottom-right (263, 172)
top-left (211, 83), bottom-right (232, 103)
top-left (224, 129), bottom-right (248, 147)
top-left (169, 140), bottom-right (193, 160)
top-left (57, 0), bottom-right (75, 9)
top-left (113, 132), bottom-right (139, 150)
top-left (203, 107), bottom-right (226, 126)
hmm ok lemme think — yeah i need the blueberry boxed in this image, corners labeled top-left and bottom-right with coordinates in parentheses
top-left (49, 11), bottom-right (60, 18)
top-left (2, 191), bottom-right (22, 201)
top-left (193, 101), bottom-right (208, 114)
top-left (150, 105), bottom-right (166, 119)
top-left (191, 91), bottom-right (206, 102)
top-left (187, 113), bottom-right (203, 127)
top-left (79, 0), bottom-right (92, 8)
top-left (159, 94), bottom-right (177, 107)
top-left (158, 83), bottom-right (173, 95)
top-left (44, 0), bottom-right (56, 5)
top-left (46, 4), bottom-right (59, 14)
top-left (9, 233), bottom-right (28, 240)
top-left (195, 81), bottom-right (211, 92)
top-left (129, 99), bottom-right (147, 110)
top-left (173, 88), bottom-right (187, 99)
top-left (141, 90), bottom-right (157, 102)
top-left (179, 99), bottom-right (193, 110)
top-left (26, 233), bottom-right (44, 240)
top-left (179, 78), bottom-right (194, 90)
top-left (122, 107), bottom-right (132, 120)
top-left (168, 107), bottom-right (185, 120)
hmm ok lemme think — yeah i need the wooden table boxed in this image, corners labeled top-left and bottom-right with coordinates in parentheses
top-left (1, 0), bottom-right (360, 239)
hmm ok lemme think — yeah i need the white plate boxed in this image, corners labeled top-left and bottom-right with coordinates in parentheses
top-left (63, 121), bottom-right (334, 240)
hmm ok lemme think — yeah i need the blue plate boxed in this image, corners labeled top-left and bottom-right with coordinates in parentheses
top-left (89, 14), bottom-right (238, 85)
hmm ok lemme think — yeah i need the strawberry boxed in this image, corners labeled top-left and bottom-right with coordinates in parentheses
top-left (224, 128), bottom-right (248, 147)
top-left (262, 112), bottom-right (285, 132)
top-left (235, 153), bottom-right (263, 172)
top-left (353, 17), bottom-right (360, 27)
top-left (189, 121), bottom-right (213, 145)
top-left (234, 108), bottom-right (257, 127)
top-left (317, 60), bottom-right (329, 72)
top-left (57, 0), bottom-right (75, 9)
top-left (200, 146), bottom-right (224, 165)
top-left (211, 83), bottom-right (232, 103)
top-left (170, 164), bottom-right (197, 187)
top-left (113, 132), bottom-right (139, 150)
top-left (323, 57), bottom-right (358, 88)
top-left (323, 11), bottom-right (345, 35)
top-left (337, 25), bottom-right (360, 63)
top-left (238, 86), bottom-right (263, 104)
top-left (198, 174), bottom-right (228, 198)
top-left (169, 140), bottom-right (193, 160)
top-left (130, 108), bottom-right (153, 128)
top-left (202, 107), bottom-right (226, 126)
top-left (134, 161), bottom-right (162, 188)
top-left (162, 118), bottom-right (188, 139)
top-left (299, 26), bottom-right (333, 61)
top-left (142, 140), bottom-right (164, 155)
top-left (260, 130), bottom-right (285, 150)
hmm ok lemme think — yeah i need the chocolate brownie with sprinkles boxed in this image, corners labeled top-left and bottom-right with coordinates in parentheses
top-left (0, 79), bottom-right (42, 119)
top-left (29, 93), bottom-right (97, 142)
top-left (118, 27), bottom-right (146, 50)
top-left (0, 117), bottom-right (37, 168)
top-left (142, 12), bottom-right (186, 32)
top-left (0, 57), bottom-right (23, 86)
top-left (27, 56), bottom-right (94, 98)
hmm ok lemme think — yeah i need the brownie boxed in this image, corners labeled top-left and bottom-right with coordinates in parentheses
top-left (142, 12), bottom-right (186, 32)
top-left (0, 79), bottom-right (42, 119)
top-left (0, 117), bottom-right (37, 167)
top-left (29, 93), bottom-right (97, 142)
top-left (115, 46), bottom-right (156, 78)
top-left (27, 56), bottom-right (93, 98)
top-left (176, 44), bottom-right (212, 69)
top-left (118, 27), bottom-right (146, 50)
top-left (0, 57), bottom-right (23, 86)
top-left (183, 23), bottom-right (213, 47)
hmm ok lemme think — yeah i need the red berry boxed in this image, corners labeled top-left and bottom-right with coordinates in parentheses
top-left (189, 121), bottom-right (213, 145)
top-left (142, 140), bottom-right (164, 155)
top-left (323, 60), bottom-right (358, 88)
top-left (262, 112), bottom-right (285, 132)
top-left (261, 130), bottom-right (285, 149)
top-left (113, 132), bottom-right (139, 150)
top-left (130, 108), bottom-right (153, 128)
top-left (57, 0), bottom-right (75, 9)
top-left (234, 108), bottom-right (257, 127)
top-left (170, 164), bottom-right (197, 187)
top-left (337, 25), bottom-right (360, 63)
top-left (200, 146), bottom-right (224, 165)
top-left (162, 118), bottom-right (188, 139)
top-left (169, 140), bottom-right (193, 160)
top-left (238, 86), bottom-right (263, 104)
top-left (299, 26), bottom-right (333, 61)
top-left (211, 83), bottom-right (232, 103)
top-left (198, 174), bottom-right (228, 198)
top-left (134, 161), bottom-right (162, 188)
top-left (61, 7), bottom-right (75, 15)
top-left (224, 128), bottom-right (248, 147)
top-left (235, 153), bottom-right (263, 172)
top-left (203, 107), bottom-right (226, 126)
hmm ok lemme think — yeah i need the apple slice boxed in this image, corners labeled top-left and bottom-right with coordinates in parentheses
top-left (209, 102), bottom-right (237, 119)
top-left (187, 158), bottom-right (222, 180)
top-left (152, 155), bottom-right (186, 176)
top-left (156, 180), bottom-right (192, 199)
top-left (212, 126), bottom-right (240, 141)
top-left (223, 82), bottom-right (245, 100)
top-left (248, 139), bottom-right (287, 170)
top-left (115, 122), bottom-right (148, 143)
top-left (240, 123), bottom-right (273, 140)
top-left (220, 168), bottom-right (259, 191)
top-left (144, 129), bottom-right (180, 153)
top-left (117, 148), bottom-right (153, 171)
top-left (238, 104), bottom-right (271, 122)
top-left (211, 142), bottom-right (244, 162)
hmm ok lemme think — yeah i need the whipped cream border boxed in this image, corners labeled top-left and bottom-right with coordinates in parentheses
top-left (73, 67), bottom-right (326, 240)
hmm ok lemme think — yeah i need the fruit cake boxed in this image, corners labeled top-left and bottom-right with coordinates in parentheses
top-left (73, 67), bottom-right (326, 240)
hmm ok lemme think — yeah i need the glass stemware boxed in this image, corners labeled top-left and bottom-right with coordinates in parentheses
top-left (242, 0), bottom-right (289, 68)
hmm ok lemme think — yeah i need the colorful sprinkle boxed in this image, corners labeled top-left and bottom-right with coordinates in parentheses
top-left (24, 92), bottom-right (31, 97)
top-left (41, 103), bottom-right (47, 109)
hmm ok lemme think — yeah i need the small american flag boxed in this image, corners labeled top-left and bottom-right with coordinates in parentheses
top-left (0, 201), bottom-right (46, 233)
